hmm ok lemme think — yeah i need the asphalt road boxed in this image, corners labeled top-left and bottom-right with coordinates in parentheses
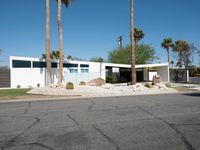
top-left (0, 93), bottom-right (200, 150)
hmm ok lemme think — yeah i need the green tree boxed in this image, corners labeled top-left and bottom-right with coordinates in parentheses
top-left (90, 57), bottom-right (104, 62)
top-left (173, 40), bottom-right (198, 82)
top-left (56, 0), bottom-right (71, 84)
top-left (134, 28), bottom-right (144, 44)
top-left (108, 44), bottom-right (158, 65)
top-left (173, 40), bottom-right (189, 68)
top-left (170, 60), bottom-right (174, 68)
top-left (161, 38), bottom-right (173, 64)
top-left (42, 50), bottom-right (61, 60)
top-left (130, 0), bottom-right (136, 84)
top-left (46, 0), bottom-right (52, 85)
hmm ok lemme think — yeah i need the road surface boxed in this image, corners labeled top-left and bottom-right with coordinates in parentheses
top-left (0, 93), bottom-right (200, 150)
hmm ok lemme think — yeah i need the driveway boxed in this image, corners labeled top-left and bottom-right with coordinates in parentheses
top-left (0, 93), bottom-right (200, 150)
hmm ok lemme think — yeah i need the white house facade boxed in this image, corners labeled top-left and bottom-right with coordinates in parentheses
top-left (10, 56), bottom-right (169, 88)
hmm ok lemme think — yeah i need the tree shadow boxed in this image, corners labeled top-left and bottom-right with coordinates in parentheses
top-left (183, 92), bottom-right (200, 97)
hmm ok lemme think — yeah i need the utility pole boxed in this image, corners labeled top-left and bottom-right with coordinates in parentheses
top-left (118, 35), bottom-right (123, 49)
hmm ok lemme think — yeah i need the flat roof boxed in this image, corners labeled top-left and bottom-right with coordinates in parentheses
top-left (10, 56), bottom-right (168, 68)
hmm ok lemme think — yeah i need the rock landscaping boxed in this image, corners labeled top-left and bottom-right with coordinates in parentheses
top-left (28, 78), bottom-right (176, 97)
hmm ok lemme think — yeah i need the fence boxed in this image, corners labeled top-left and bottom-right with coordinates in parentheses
top-left (189, 77), bottom-right (200, 84)
top-left (0, 68), bottom-right (10, 88)
top-left (170, 69), bottom-right (187, 83)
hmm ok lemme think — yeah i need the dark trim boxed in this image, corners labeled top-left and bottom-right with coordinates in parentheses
top-left (63, 63), bottom-right (78, 68)
top-left (12, 60), bottom-right (31, 68)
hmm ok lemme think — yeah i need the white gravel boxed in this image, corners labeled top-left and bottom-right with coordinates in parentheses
top-left (28, 83), bottom-right (177, 97)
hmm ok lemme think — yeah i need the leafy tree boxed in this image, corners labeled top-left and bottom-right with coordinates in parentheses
top-left (108, 44), bottom-right (159, 65)
top-left (90, 57), bottom-right (104, 62)
top-left (161, 38), bottom-right (174, 64)
top-left (56, 0), bottom-right (71, 83)
top-left (130, 0), bottom-right (136, 84)
top-left (134, 28), bottom-right (144, 44)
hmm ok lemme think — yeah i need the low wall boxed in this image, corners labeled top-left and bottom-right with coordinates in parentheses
top-left (189, 77), bottom-right (200, 84)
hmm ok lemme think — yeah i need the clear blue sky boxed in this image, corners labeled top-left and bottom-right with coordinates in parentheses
top-left (0, 0), bottom-right (200, 65)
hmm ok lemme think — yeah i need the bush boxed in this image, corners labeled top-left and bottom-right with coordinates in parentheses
top-left (79, 81), bottom-right (86, 86)
top-left (165, 83), bottom-right (171, 88)
top-left (106, 76), bottom-right (113, 83)
top-left (144, 83), bottom-right (153, 88)
top-left (66, 82), bottom-right (74, 90)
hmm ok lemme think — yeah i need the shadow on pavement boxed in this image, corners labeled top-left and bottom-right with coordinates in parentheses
top-left (183, 92), bottom-right (200, 97)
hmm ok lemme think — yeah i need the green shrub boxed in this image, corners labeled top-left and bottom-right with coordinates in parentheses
top-left (144, 83), bottom-right (153, 88)
top-left (66, 82), bottom-right (74, 90)
top-left (165, 83), bottom-right (171, 88)
top-left (106, 76), bottom-right (113, 83)
top-left (79, 81), bottom-right (86, 86)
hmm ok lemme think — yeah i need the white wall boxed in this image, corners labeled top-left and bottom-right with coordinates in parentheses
top-left (149, 71), bottom-right (157, 81)
top-left (10, 56), bottom-right (169, 88)
top-left (157, 66), bottom-right (169, 82)
top-left (11, 68), bottom-right (46, 88)
top-left (10, 56), bottom-right (106, 88)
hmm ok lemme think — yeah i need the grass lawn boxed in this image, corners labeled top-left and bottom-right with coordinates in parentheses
top-left (0, 88), bottom-right (31, 99)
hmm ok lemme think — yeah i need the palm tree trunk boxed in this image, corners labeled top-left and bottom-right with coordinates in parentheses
top-left (46, 0), bottom-right (52, 85)
top-left (130, 0), bottom-right (136, 85)
top-left (57, 0), bottom-right (64, 84)
top-left (167, 47), bottom-right (170, 65)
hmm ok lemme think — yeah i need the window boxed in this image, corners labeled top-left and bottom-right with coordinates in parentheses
top-left (51, 62), bottom-right (58, 68)
top-left (80, 64), bottom-right (89, 68)
top-left (69, 68), bottom-right (78, 73)
top-left (63, 63), bottom-right (78, 68)
top-left (33, 61), bottom-right (46, 68)
top-left (81, 68), bottom-right (89, 73)
top-left (12, 60), bottom-right (31, 68)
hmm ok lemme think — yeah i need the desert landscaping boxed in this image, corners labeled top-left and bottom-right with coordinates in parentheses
top-left (28, 78), bottom-right (177, 98)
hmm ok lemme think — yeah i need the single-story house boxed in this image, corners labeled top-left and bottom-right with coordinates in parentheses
top-left (10, 56), bottom-right (169, 88)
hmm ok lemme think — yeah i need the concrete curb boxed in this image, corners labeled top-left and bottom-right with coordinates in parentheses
top-left (0, 91), bottom-right (185, 104)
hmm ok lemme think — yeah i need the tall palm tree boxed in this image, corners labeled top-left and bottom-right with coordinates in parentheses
top-left (130, 0), bottom-right (136, 84)
top-left (173, 40), bottom-right (188, 68)
top-left (134, 28), bottom-right (144, 45)
top-left (46, 0), bottom-right (52, 85)
top-left (56, 0), bottom-right (71, 84)
top-left (170, 60), bottom-right (174, 68)
top-left (161, 38), bottom-right (173, 65)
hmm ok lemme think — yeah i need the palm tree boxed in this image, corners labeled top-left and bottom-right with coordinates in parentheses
top-left (173, 40), bottom-right (188, 68)
top-left (161, 38), bottom-right (173, 65)
top-left (42, 50), bottom-right (61, 60)
top-left (130, 0), bottom-right (136, 84)
top-left (170, 60), bottom-right (174, 68)
top-left (134, 28), bottom-right (144, 45)
top-left (46, 0), bottom-right (52, 85)
top-left (56, 0), bottom-right (71, 84)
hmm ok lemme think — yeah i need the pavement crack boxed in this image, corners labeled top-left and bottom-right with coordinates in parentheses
top-left (28, 117), bottom-right (40, 129)
top-left (0, 117), bottom-right (40, 150)
top-left (67, 114), bottom-right (79, 126)
top-left (139, 107), bottom-right (196, 150)
top-left (28, 142), bottom-right (54, 150)
top-left (24, 102), bottom-right (31, 114)
top-left (93, 125), bottom-right (120, 150)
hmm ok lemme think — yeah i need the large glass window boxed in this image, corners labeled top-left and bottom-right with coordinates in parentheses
top-left (12, 60), bottom-right (31, 68)
top-left (81, 68), bottom-right (89, 73)
top-left (80, 64), bottom-right (89, 68)
top-left (69, 68), bottom-right (78, 73)
top-left (63, 63), bottom-right (78, 68)
top-left (33, 61), bottom-right (46, 68)
top-left (51, 62), bottom-right (58, 68)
